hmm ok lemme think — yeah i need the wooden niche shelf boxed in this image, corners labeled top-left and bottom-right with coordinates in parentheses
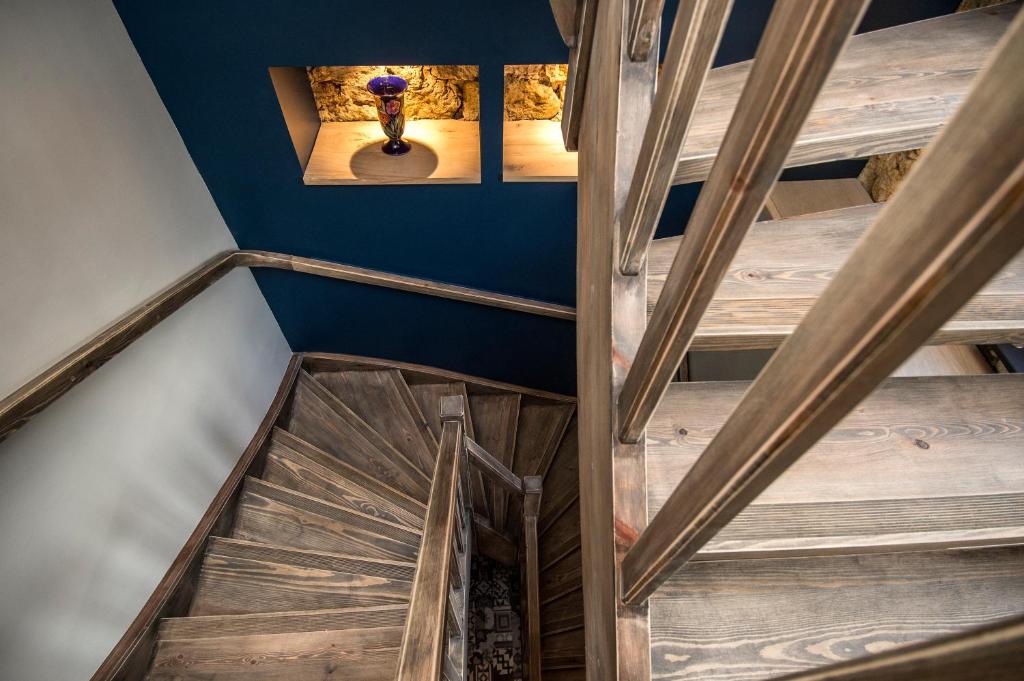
top-left (270, 66), bottom-right (481, 186)
top-left (502, 65), bottom-right (578, 183)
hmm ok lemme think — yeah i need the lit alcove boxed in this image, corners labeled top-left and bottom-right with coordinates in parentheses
top-left (502, 65), bottom-right (578, 182)
top-left (270, 65), bottom-right (481, 185)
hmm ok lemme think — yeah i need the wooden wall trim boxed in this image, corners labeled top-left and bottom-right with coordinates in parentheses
top-left (89, 354), bottom-right (303, 681)
top-left (0, 250), bottom-right (574, 443)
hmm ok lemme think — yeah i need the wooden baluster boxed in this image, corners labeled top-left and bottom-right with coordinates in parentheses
top-left (395, 395), bottom-right (464, 680)
top-left (561, 0), bottom-right (598, 151)
top-left (620, 10), bottom-right (1024, 604)
top-left (617, 0), bottom-right (870, 444)
top-left (619, 0), bottom-right (733, 274)
top-left (522, 476), bottom-right (544, 681)
top-left (627, 0), bottom-right (667, 60)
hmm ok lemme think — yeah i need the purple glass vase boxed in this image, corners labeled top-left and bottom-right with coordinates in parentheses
top-left (367, 75), bottom-right (412, 156)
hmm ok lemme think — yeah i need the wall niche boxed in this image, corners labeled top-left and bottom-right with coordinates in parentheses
top-left (271, 65), bottom-right (481, 185)
top-left (502, 64), bottom-right (578, 183)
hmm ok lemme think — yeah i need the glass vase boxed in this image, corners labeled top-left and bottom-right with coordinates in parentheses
top-left (367, 75), bottom-right (412, 156)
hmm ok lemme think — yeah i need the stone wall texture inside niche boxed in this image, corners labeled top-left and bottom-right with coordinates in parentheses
top-left (503, 64), bottom-right (567, 121)
top-left (307, 65), bottom-right (479, 122)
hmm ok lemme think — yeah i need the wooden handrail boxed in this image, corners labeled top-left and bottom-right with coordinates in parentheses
top-left (619, 0), bottom-right (733, 275)
top-left (627, 0), bottom-right (667, 60)
top-left (771, 615), bottom-right (1024, 681)
top-left (395, 395), bottom-right (465, 680)
top-left (464, 435), bottom-right (524, 496)
top-left (620, 10), bottom-right (1024, 604)
top-left (616, 0), bottom-right (869, 444)
top-left (522, 476), bottom-right (544, 681)
top-left (561, 0), bottom-right (597, 151)
top-left (0, 250), bottom-right (573, 444)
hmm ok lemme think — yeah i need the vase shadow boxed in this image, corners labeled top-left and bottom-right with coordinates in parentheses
top-left (350, 136), bottom-right (440, 181)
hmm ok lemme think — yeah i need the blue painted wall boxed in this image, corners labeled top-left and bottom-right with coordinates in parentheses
top-left (113, 0), bottom-right (959, 394)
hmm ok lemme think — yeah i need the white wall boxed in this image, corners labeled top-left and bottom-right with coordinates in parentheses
top-left (0, 1), bottom-right (292, 678)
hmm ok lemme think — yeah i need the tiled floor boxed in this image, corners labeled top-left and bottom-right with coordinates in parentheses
top-left (468, 555), bottom-right (524, 681)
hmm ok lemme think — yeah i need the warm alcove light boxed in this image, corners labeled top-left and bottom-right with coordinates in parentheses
top-left (502, 65), bottom-right (577, 183)
top-left (270, 65), bottom-right (481, 185)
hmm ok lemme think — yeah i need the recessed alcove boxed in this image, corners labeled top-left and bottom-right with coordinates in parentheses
top-left (270, 65), bottom-right (481, 185)
top-left (502, 64), bottom-right (578, 183)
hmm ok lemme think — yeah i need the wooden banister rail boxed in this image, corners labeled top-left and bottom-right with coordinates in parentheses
top-left (772, 615), bottom-right (1024, 681)
top-left (465, 435), bottom-right (524, 496)
top-left (616, 0), bottom-right (869, 444)
top-left (395, 395), bottom-right (465, 680)
top-left (0, 250), bottom-right (573, 444)
top-left (619, 11), bottom-right (1024, 604)
top-left (619, 0), bottom-right (733, 275)
top-left (522, 476), bottom-right (544, 681)
top-left (561, 0), bottom-right (597, 151)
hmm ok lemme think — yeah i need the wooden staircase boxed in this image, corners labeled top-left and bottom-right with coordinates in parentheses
top-left (556, 0), bottom-right (1024, 679)
top-left (139, 355), bottom-right (580, 680)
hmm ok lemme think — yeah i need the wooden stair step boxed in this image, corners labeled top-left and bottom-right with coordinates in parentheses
top-left (147, 626), bottom-right (402, 680)
top-left (313, 369), bottom-right (437, 477)
top-left (232, 478), bottom-right (420, 561)
top-left (189, 551), bottom-right (412, 616)
top-left (648, 203), bottom-right (1024, 350)
top-left (648, 374), bottom-right (1024, 559)
top-left (264, 429), bottom-right (424, 530)
top-left (286, 370), bottom-right (431, 502)
top-left (204, 537), bottom-right (416, 580)
top-left (649, 545), bottom-right (1024, 681)
top-left (672, 3), bottom-right (1020, 184)
top-left (159, 604), bottom-right (408, 641)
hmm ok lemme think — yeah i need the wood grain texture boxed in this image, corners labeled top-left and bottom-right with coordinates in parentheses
top-left (561, 0), bottom-right (597, 151)
top-left (469, 393), bottom-right (521, 532)
top-left (574, 0), bottom-right (659, 677)
top-left (189, 553), bottom-right (411, 616)
top-left (619, 0), bottom-right (733, 273)
top-left (269, 428), bottom-right (426, 527)
top-left (303, 119), bottom-right (480, 185)
top-left (148, 627), bottom-right (402, 680)
top-left (649, 546), bottom-right (1024, 681)
top-left (540, 548), bottom-right (584, 606)
top-left (550, 0), bottom-right (580, 46)
top-left (502, 120), bottom-right (579, 183)
top-left (313, 369), bottom-right (437, 477)
top-left (465, 435), bottom-right (523, 496)
top-left (627, 0), bottom-right (668, 59)
top-left (90, 355), bottom-right (303, 681)
top-left (506, 401), bottom-right (573, 538)
top-left (769, 614), bottom-right (1024, 681)
top-left (263, 438), bottom-right (423, 529)
top-left (646, 203), bottom-right (1024, 350)
top-left (540, 498), bottom-right (581, 571)
top-left (158, 603), bottom-right (408, 641)
top-left (619, 0), bottom-right (870, 443)
top-left (233, 478), bottom-right (420, 562)
top-left (764, 178), bottom-right (872, 219)
top-left (473, 515), bottom-right (519, 567)
top-left (523, 477), bottom-right (544, 681)
top-left (286, 371), bottom-right (432, 502)
top-left (624, 9), bottom-right (1024, 601)
top-left (395, 415), bottom-right (464, 681)
top-left (672, 2), bottom-right (1020, 185)
top-left (537, 416), bottom-right (578, 534)
top-left (203, 537), bottom-right (416, 581)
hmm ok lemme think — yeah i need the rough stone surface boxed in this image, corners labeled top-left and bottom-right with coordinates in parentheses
top-left (858, 149), bottom-right (923, 202)
top-left (503, 64), bottom-right (568, 121)
top-left (308, 65), bottom-right (479, 122)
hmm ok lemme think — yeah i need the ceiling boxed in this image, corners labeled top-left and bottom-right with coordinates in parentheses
top-left (113, 0), bottom-right (960, 395)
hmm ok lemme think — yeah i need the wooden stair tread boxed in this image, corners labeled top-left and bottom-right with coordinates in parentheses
top-left (468, 392), bottom-right (521, 531)
top-left (147, 626), bottom-right (402, 680)
top-left (286, 371), bottom-right (431, 502)
top-left (159, 604), bottom-right (408, 641)
top-left (189, 552), bottom-right (412, 616)
top-left (204, 537), bottom-right (416, 579)
top-left (672, 3), bottom-right (1020, 184)
top-left (648, 203), bottom-right (1024, 350)
top-left (648, 374), bottom-right (1024, 558)
top-left (264, 430), bottom-right (424, 530)
top-left (313, 369), bottom-right (437, 476)
top-left (233, 478), bottom-right (420, 561)
top-left (649, 546), bottom-right (1024, 680)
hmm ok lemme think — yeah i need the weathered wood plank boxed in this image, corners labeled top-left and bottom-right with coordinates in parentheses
top-left (672, 3), bottom-right (1020, 184)
top-left (468, 393), bottom-right (520, 531)
top-left (623, 13), bottom-right (1024, 602)
top-left (627, 0), bottom-right (668, 60)
top-left (560, 0), bottom-right (598, 151)
top-left (550, 0), bottom-right (580, 46)
top-left (646, 203), bottom-right (1024, 350)
top-left (158, 603), bottom-right (408, 641)
top-left (574, 0), bottom-right (658, 677)
top-left (523, 476), bottom-right (544, 681)
top-left (649, 547), bottom-right (1024, 681)
top-left (537, 416), bottom-right (578, 534)
top-left (619, 0), bottom-right (733, 273)
top-left (619, 0), bottom-right (870, 443)
top-left (394, 399), bottom-right (464, 681)
top-left (465, 435), bottom-right (523, 496)
top-left (764, 178), bottom-right (872, 219)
